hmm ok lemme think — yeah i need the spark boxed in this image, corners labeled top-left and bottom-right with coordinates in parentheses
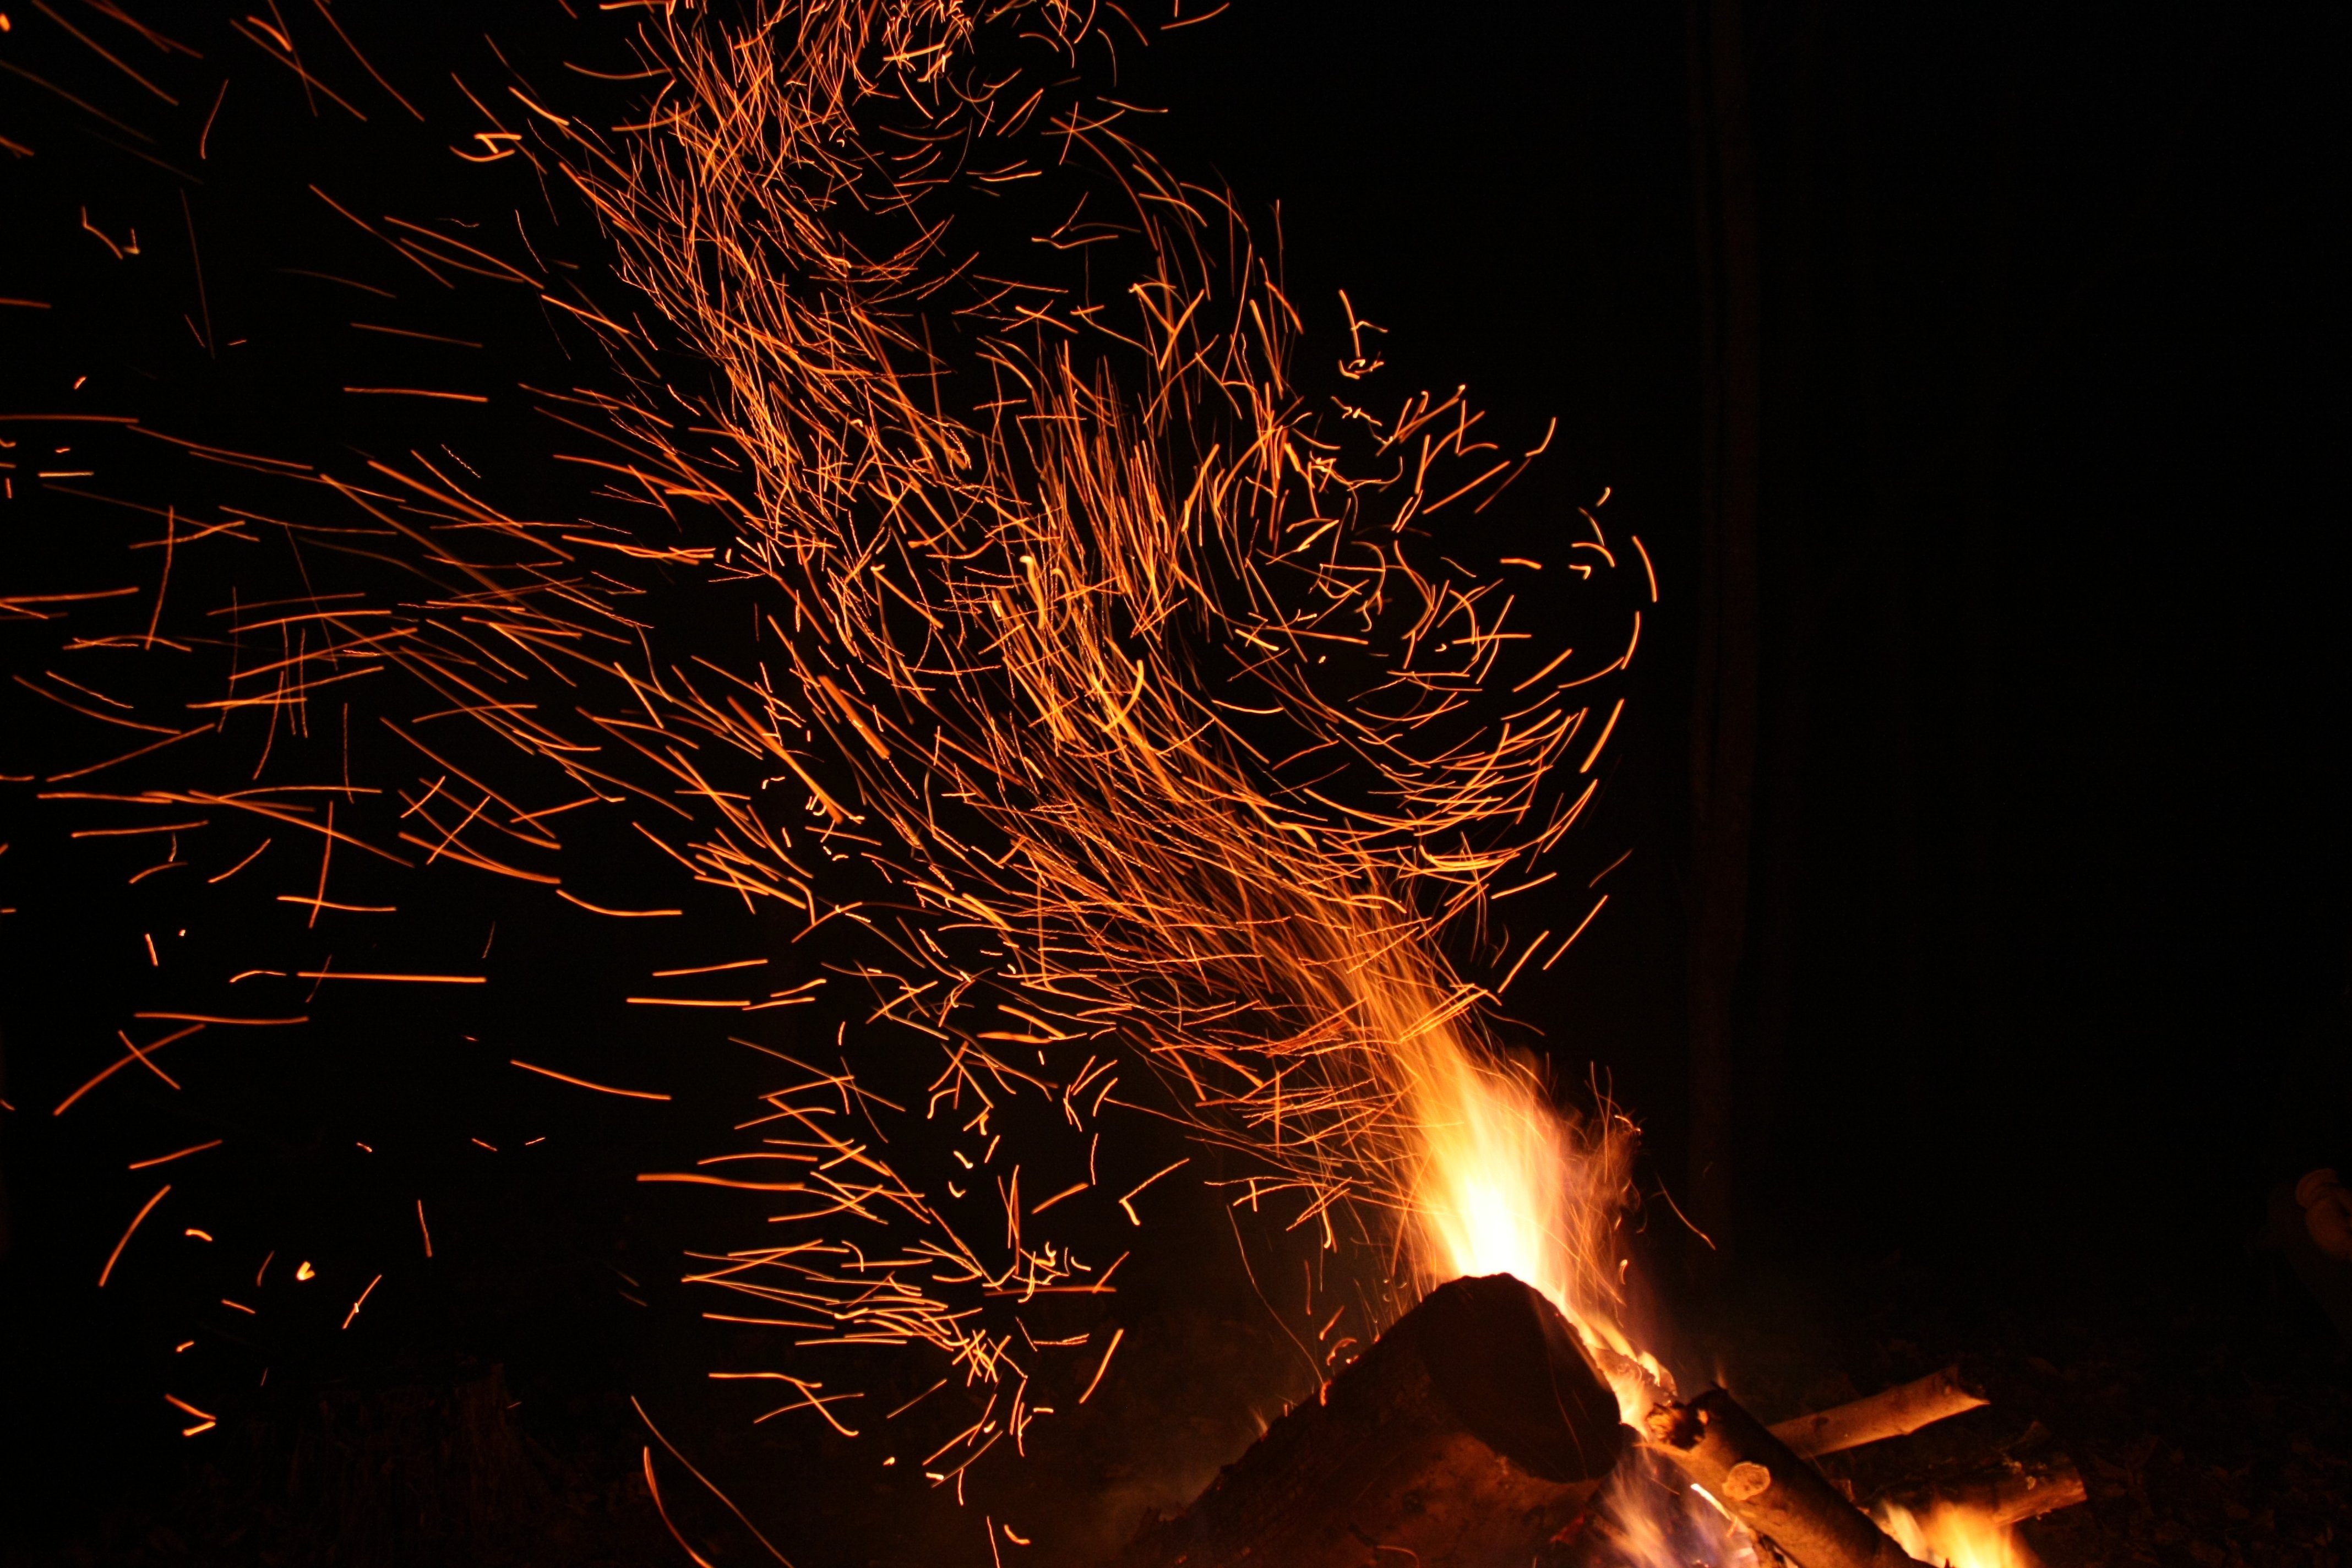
top-left (128, 1139), bottom-right (223, 1169)
top-left (292, 970), bottom-right (484, 983)
top-left (10, 0), bottom-right (1659, 1532)
top-left (97, 1185), bottom-right (170, 1287)
top-left (340, 1273), bottom-right (381, 1330)
top-left (509, 1058), bottom-right (673, 1101)
top-left (1077, 1326), bottom-right (1124, 1404)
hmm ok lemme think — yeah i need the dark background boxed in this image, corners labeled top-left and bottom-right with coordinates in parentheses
top-left (3, 0), bottom-right (2345, 1561)
top-left (1124, 0), bottom-right (2349, 1267)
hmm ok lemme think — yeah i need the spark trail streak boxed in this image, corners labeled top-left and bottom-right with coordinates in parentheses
top-left (535, 0), bottom-right (1658, 1361)
top-left (3, 0), bottom-right (1685, 1554)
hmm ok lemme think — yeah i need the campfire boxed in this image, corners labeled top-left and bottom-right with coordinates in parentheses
top-left (1, 3), bottom-right (2146, 1566)
top-left (1113, 1289), bottom-right (2083, 1568)
top-left (1109, 1045), bottom-right (2087, 1568)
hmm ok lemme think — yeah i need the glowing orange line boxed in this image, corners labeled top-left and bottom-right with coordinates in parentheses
top-left (556, 889), bottom-right (682, 917)
top-left (98, 1185), bottom-right (169, 1287)
top-left (642, 1449), bottom-right (718, 1568)
top-left (1028, 1182), bottom-right (1090, 1216)
top-left (128, 1139), bottom-right (222, 1170)
top-left (1077, 1327), bottom-right (1124, 1404)
top-left (340, 387), bottom-right (487, 402)
top-left (295, 971), bottom-right (484, 984)
top-left (1578, 698), bottom-right (1624, 774)
top-left (510, 1059), bottom-right (672, 1102)
top-left (651, 958), bottom-right (767, 977)
top-left (1116, 1158), bottom-right (1188, 1225)
top-left (1544, 895), bottom-right (1611, 971)
top-left (637, 1173), bottom-right (808, 1192)
top-left (1495, 930), bottom-right (1550, 996)
top-left (340, 1273), bottom-right (381, 1330)
top-left (54, 1024), bottom-right (204, 1115)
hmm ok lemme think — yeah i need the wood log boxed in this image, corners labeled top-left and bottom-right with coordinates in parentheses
top-left (1111, 1273), bottom-right (1625, 1568)
top-left (1770, 1365), bottom-right (1990, 1458)
top-left (1876, 1453), bottom-right (2086, 1527)
top-left (1646, 1390), bottom-right (1931, 1568)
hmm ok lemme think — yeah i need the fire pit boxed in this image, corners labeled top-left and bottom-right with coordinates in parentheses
top-left (1115, 1274), bottom-right (2085, 1568)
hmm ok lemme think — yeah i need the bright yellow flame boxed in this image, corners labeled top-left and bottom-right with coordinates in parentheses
top-left (1412, 1045), bottom-right (1580, 1304)
top-left (1399, 1025), bottom-right (1668, 1420)
top-left (1401, 1041), bottom-right (1715, 1568)
top-left (1876, 1502), bottom-right (2038, 1568)
top-left (1393, 1008), bottom-right (2046, 1568)
top-left (1398, 1030), bottom-right (2042, 1568)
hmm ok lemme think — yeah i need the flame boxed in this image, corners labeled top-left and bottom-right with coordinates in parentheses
top-left (1396, 1023), bottom-right (1668, 1422)
top-left (1397, 1041), bottom-right (2040, 1568)
top-left (1391, 1003), bottom-right (1738, 1565)
top-left (1580, 1449), bottom-right (1762, 1568)
top-left (1876, 1502), bottom-right (2039, 1568)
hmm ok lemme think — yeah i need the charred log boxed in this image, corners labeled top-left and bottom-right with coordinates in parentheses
top-left (1770, 1364), bottom-right (1990, 1458)
top-left (1112, 1273), bottom-right (1624, 1568)
top-left (1646, 1389), bottom-right (1930, 1568)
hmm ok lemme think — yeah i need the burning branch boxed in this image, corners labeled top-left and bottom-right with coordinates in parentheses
top-left (1646, 1390), bottom-right (1931, 1568)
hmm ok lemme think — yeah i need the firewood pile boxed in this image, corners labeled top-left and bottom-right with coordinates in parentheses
top-left (1113, 1275), bottom-right (2091, 1568)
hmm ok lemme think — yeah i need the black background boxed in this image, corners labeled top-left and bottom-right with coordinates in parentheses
top-left (1120, 0), bottom-right (2349, 1263)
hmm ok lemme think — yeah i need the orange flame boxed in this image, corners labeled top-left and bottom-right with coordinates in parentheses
top-left (1877, 1501), bottom-right (2039, 1568)
top-left (1396, 1022), bottom-right (1668, 1421)
top-left (1400, 1033), bottom-right (2035, 1566)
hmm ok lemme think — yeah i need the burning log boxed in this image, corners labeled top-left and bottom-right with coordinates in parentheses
top-left (1877, 1453), bottom-right (2087, 1527)
top-left (1646, 1390), bottom-right (1931, 1568)
top-left (1778, 1368), bottom-right (2092, 1540)
top-left (1769, 1365), bottom-right (1990, 1459)
top-left (1112, 1273), bottom-right (1624, 1568)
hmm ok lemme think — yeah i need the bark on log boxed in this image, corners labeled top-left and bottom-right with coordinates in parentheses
top-left (1770, 1365), bottom-right (1990, 1458)
top-left (1877, 1454), bottom-right (2086, 1527)
top-left (1647, 1390), bottom-right (1930, 1568)
top-left (1112, 1273), bottom-right (1624, 1568)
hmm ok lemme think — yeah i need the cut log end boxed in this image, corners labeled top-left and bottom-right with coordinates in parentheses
top-left (1647, 1390), bottom-right (1931, 1568)
top-left (1112, 1273), bottom-right (1625, 1568)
